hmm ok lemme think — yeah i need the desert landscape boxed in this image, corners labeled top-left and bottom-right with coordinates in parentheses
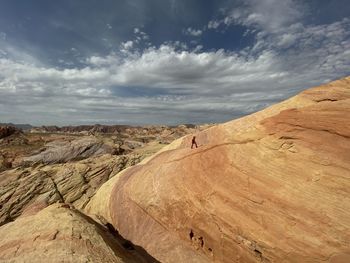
top-left (0, 77), bottom-right (349, 262)
top-left (1, 1), bottom-right (350, 262)
top-left (0, 124), bottom-right (211, 224)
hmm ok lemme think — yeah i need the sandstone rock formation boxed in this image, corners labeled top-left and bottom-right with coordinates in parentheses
top-left (0, 126), bottom-right (20, 139)
top-left (0, 123), bottom-right (32, 131)
top-left (0, 154), bottom-right (141, 226)
top-left (0, 123), bottom-right (213, 262)
top-left (87, 77), bottom-right (350, 263)
top-left (0, 203), bottom-right (158, 263)
top-left (0, 124), bottom-right (206, 226)
top-left (21, 137), bottom-right (117, 165)
top-left (0, 127), bottom-right (27, 171)
top-left (29, 124), bottom-right (211, 141)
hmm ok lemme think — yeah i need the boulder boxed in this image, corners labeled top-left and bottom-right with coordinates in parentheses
top-left (0, 203), bottom-right (158, 263)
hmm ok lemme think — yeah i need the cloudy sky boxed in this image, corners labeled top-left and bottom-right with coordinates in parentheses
top-left (0, 0), bottom-right (349, 125)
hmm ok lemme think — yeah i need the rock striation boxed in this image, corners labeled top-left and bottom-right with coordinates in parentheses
top-left (87, 77), bottom-right (350, 263)
top-left (0, 154), bottom-right (141, 226)
top-left (0, 125), bottom-right (205, 225)
top-left (21, 137), bottom-right (117, 165)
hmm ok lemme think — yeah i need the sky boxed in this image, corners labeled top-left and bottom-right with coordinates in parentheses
top-left (0, 0), bottom-right (349, 126)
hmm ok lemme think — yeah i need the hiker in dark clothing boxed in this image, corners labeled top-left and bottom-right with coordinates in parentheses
top-left (191, 136), bottom-right (198, 149)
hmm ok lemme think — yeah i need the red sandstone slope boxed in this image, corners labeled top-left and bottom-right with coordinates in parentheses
top-left (87, 77), bottom-right (350, 263)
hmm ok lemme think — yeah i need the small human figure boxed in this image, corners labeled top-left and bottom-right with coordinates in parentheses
top-left (191, 136), bottom-right (198, 149)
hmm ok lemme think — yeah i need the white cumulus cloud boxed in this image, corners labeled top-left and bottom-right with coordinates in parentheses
top-left (184, 27), bottom-right (203, 37)
top-left (0, 1), bottom-right (349, 125)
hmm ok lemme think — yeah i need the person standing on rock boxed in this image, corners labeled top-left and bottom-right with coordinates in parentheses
top-left (191, 136), bottom-right (198, 149)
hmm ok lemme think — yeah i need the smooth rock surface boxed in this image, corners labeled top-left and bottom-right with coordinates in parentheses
top-left (87, 77), bottom-right (350, 263)
top-left (0, 203), bottom-right (158, 263)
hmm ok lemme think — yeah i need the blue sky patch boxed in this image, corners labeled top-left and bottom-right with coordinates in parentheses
top-left (0, 0), bottom-right (349, 125)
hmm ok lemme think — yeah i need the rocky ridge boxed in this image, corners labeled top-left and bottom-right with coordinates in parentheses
top-left (21, 137), bottom-right (118, 165)
top-left (0, 126), bottom-right (20, 139)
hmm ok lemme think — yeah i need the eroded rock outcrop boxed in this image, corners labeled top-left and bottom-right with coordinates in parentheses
top-left (0, 154), bottom-right (141, 226)
top-left (87, 77), bottom-right (350, 263)
top-left (0, 203), bottom-right (158, 263)
top-left (0, 126), bottom-right (19, 139)
top-left (21, 137), bottom-right (117, 165)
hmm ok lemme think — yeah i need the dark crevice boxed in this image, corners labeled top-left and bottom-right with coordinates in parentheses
top-left (315, 98), bottom-right (338, 102)
top-left (74, 213), bottom-right (160, 263)
top-left (47, 175), bottom-right (64, 202)
top-left (122, 241), bottom-right (135, 250)
top-left (106, 223), bottom-right (118, 235)
top-left (1, 216), bottom-right (14, 226)
top-left (254, 248), bottom-right (263, 260)
top-left (105, 225), bottom-right (134, 250)
top-left (279, 136), bottom-right (298, 140)
top-left (189, 229), bottom-right (194, 240)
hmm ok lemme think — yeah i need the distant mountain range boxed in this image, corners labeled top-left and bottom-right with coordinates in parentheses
top-left (0, 123), bottom-right (200, 133)
top-left (0, 123), bottom-right (33, 130)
